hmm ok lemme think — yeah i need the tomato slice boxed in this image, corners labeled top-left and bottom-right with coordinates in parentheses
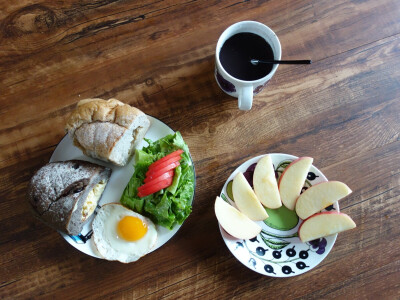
top-left (142, 170), bottom-right (174, 185)
top-left (148, 149), bottom-right (183, 170)
top-left (137, 177), bottom-right (173, 197)
top-left (146, 161), bottom-right (180, 178)
top-left (148, 155), bottom-right (181, 173)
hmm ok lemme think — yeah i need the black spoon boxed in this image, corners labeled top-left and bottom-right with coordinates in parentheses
top-left (250, 59), bottom-right (312, 65)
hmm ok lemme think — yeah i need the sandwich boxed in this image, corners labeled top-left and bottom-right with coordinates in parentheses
top-left (27, 160), bottom-right (112, 235)
top-left (65, 98), bottom-right (150, 166)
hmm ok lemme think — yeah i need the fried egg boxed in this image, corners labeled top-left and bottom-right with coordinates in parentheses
top-left (92, 203), bottom-right (157, 263)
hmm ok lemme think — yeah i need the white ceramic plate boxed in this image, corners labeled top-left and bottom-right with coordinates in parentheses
top-left (50, 116), bottom-right (193, 259)
top-left (219, 153), bottom-right (338, 277)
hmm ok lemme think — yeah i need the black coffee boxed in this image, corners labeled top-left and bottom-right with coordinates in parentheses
top-left (219, 32), bottom-right (274, 81)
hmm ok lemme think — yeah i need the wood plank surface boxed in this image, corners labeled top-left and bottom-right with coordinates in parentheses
top-left (1, 0), bottom-right (399, 299)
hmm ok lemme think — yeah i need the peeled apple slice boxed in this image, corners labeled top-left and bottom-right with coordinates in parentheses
top-left (215, 196), bottom-right (261, 239)
top-left (232, 172), bottom-right (269, 221)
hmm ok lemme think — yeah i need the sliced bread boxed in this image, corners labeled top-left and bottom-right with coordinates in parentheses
top-left (65, 98), bottom-right (150, 166)
top-left (27, 160), bottom-right (112, 235)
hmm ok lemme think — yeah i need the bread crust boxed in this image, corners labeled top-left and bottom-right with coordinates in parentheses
top-left (65, 98), bottom-right (146, 135)
top-left (65, 98), bottom-right (150, 166)
top-left (27, 160), bottom-right (112, 235)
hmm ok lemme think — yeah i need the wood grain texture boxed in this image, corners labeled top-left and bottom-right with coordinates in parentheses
top-left (1, 0), bottom-right (399, 298)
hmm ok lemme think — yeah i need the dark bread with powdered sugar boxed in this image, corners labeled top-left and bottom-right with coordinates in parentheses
top-left (27, 160), bottom-right (111, 235)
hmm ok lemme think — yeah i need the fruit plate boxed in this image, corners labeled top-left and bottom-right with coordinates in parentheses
top-left (50, 116), bottom-right (195, 259)
top-left (219, 153), bottom-right (338, 277)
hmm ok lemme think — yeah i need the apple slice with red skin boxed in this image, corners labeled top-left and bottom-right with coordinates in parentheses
top-left (215, 196), bottom-right (261, 239)
top-left (278, 157), bottom-right (313, 210)
top-left (298, 211), bottom-right (356, 242)
top-left (295, 181), bottom-right (352, 220)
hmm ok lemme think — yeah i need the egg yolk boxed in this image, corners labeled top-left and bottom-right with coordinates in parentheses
top-left (117, 216), bottom-right (148, 241)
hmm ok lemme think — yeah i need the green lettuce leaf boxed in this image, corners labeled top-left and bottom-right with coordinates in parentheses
top-left (120, 131), bottom-right (195, 229)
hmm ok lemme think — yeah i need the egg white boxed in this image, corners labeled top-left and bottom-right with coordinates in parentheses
top-left (92, 203), bottom-right (157, 263)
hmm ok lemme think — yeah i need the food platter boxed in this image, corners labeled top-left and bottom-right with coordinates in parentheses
top-left (219, 153), bottom-right (338, 277)
top-left (50, 116), bottom-right (193, 259)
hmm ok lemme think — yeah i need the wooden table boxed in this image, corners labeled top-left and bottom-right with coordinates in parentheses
top-left (1, 0), bottom-right (399, 298)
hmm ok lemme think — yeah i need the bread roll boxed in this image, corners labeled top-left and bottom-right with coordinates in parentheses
top-left (27, 160), bottom-right (112, 235)
top-left (65, 98), bottom-right (150, 166)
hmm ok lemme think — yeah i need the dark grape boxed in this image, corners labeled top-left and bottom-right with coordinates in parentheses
top-left (256, 247), bottom-right (267, 256)
top-left (249, 237), bottom-right (259, 242)
top-left (307, 172), bottom-right (318, 180)
top-left (282, 265), bottom-right (294, 274)
top-left (316, 247), bottom-right (326, 255)
top-left (286, 246), bottom-right (296, 257)
top-left (319, 238), bottom-right (327, 248)
top-left (272, 250), bottom-right (282, 259)
top-left (296, 261), bottom-right (308, 270)
top-left (299, 250), bottom-right (309, 259)
top-left (264, 264), bottom-right (275, 274)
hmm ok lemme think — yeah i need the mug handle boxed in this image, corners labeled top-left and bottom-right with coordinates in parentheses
top-left (238, 85), bottom-right (253, 110)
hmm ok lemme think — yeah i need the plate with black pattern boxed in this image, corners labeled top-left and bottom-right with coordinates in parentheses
top-left (219, 153), bottom-right (338, 277)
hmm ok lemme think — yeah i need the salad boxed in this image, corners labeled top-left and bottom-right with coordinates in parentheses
top-left (120, 132), bottom-right (195, 229)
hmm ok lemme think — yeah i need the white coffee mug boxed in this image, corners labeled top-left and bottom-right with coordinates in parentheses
top-left (215, 21), bottom-right (281, 110)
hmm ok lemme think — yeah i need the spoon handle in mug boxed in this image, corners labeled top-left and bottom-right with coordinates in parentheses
top-left (251, 59), bottom-right (312, 65)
